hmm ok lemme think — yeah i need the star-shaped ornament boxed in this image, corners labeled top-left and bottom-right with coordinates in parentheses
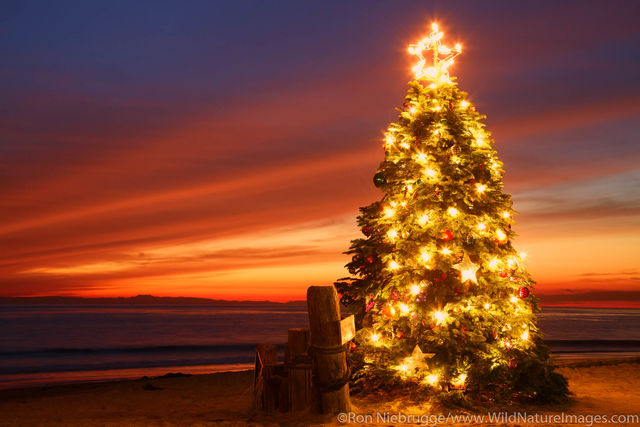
top-left (453, 253), bottom-right (480, 284)
top-left (405, 345), bottom-right (435, 370)
top-left (407, 23), bottom-right (462, 85)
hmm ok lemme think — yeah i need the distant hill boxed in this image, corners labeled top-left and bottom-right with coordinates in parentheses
top-left (0, 294), bottom-right (307, 306)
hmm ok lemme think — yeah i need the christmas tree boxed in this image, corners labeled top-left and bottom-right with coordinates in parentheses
top-left (335, 24), bottom-right (568, 404)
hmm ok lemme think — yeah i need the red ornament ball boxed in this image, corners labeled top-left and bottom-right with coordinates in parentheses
top-left (441, 228), bottom-right (454, 242)
top-left (518, 286), bottom-right (530, 299)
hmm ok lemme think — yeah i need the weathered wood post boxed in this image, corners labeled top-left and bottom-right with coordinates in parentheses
top-left (307, 286), bottom-right (352, 413)
top-left (286, 328), bottom-right (312, 412)
top-left (254, 343), bottom-right (278, 411)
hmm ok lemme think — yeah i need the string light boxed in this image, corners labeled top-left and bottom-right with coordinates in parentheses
top-left (460, 100), bottom-right (469, 108)
top-left (433, 310), bottom-right (447, 324)
top-left (420, 249), bottom-right (432, 264)
top-left (425, 168), bottom-right (438, 179)
top-left (502, 211), bottom-right (511, 219)
top-left (384, 207), bottom-right (395, 217)
top-left (477, 222), bottom-right (487, 231)
top-left (389, 260), bottom-right (400, 270)
top-left (424, 373), bottom-right (439, 385)
top-left (447, 207), bottom-right (459, 217)
top-left (510, 296), bottom-right (518, 303)
top-left (410, 283), bottom-right (422, 295)
top-left (399, 303), bottom-right (410, 314)
top-left (387, 229), bottom-right (399, 240)
top-left (415, 152), bottom-right (428, 163)
top-left (440, 247), bottom-right (452, 255)
top-left (408, 23), bottom-right (462, 85)
top-left (483, 303), bottom-right (491, 309)
top-left (370, 333), bottom-right (380, 344)
top-left (417, 213), bottom-right (430, 225)
top-left (476, 183), bottom-right (487, 194)
top-left (451, 373), bottom-right (467, 388)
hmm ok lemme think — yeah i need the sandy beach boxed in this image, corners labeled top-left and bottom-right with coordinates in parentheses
top-left (0, 358), bottom-right (639, 426)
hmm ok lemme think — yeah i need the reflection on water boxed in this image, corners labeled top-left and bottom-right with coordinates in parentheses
top-left (0, 304), bottom-right (638, 389)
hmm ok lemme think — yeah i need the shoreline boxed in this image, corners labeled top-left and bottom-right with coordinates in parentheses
top-left (3, 352), bottom-right (640, 392)
top-left (0, 357), bottom-right (639, 426)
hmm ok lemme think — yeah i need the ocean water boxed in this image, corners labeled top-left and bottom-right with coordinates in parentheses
top-left (1, 304), bottom-right (639, 389)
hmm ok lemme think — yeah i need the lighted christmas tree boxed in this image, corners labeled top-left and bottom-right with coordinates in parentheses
top-left (335, 24), bottom-right (568, 404)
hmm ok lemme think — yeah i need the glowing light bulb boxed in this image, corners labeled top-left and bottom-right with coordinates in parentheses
top-left (510, 296), bottom-right (518, 304)
top-left (397, 364), bottom-right (409, 373)
top-left (447, 207), bottom-right (459, 217)
top-left (476, 183), bottom-right (487, 194)
top-left (385, 134), bottom-right (395, 145)
top-left (502, 211), bottom-right (511, 219)
top-left (399, 303), bottom-right (410, 314)
top-left (384, 207), bottom-right (395, 218)
top-left (425, 168), bottom-right (438, 179)
top-left (483, 303), bottom-right (491, 310)
top-left (370, 333), bottom-right (380, 344)
top-left (415, 152), bottom-right (428, 163)
top-left (477, 222), bottom-right (487, 231)
top-left (433, 310), bottom-right (447, 324)
top-left (425, 374), bottom-right (439, 385)
top-left (453, 373), bottom-right (467, 386)
top-left (417, 213), bottom-right (430, 226)
top-left (409, 107), bottom-right (417, 115)
top-left (496, 229), bottom-right (507, 242)
top-left (400, 142), bottom-right (410, 149)
top-left (460, 100), bottom-right (469, 108)
top-left (387, 229), bottom-right (398, 240)
top-left (521, 330), bottom-right (529, 341)
top-left (420, 250), bottom-right (432, 263)
top-left (519, 252), bottom-right (527, 259)
top-left (433, 105), bottom-right (442, 111)
top-left (440, 247), bottom-right (452, 255)
top-left (410, 283), bottom-right (422, 295)
top-left (432, 22), bottom-right (438, 31)
top-left (389, 260), bottom-right (400, 270)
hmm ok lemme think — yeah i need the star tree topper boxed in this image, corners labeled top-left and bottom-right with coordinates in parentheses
top-left (453, 253), bottom-right (480, 284)
top-left (408, 23), bottom-right (462, 85)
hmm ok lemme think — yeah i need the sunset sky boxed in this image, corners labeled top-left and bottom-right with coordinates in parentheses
top-left (1, 1), bottom-right (639, 306)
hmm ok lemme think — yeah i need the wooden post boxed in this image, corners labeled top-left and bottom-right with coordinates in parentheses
top-left (307, 286), bottom-right (352, 414)
top-left (254, 343), bottom-right (279, 411)
top-left (286, 328), bottom-right (312, 412)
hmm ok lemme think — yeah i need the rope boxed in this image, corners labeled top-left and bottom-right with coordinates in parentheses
top-left (309, 343), bottom-right (351, 392)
